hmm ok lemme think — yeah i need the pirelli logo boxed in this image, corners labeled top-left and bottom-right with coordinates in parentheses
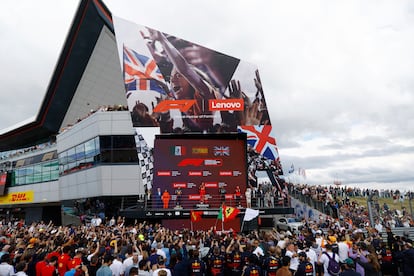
top-left (209, 99), bottom-right (244, 111)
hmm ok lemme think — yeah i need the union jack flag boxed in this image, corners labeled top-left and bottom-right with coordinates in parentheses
top-left (238, 125), bottom-right (279, 160)
top-left (123, 45), bottom-right (167, 95)
top-left (213, 146), bottom-right (230, 156)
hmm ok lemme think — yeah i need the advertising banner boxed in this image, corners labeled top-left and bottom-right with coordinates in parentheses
top-left (0, 190), bottom-right (34, 204)
top-left (113, 17), bottom-right (271, 133)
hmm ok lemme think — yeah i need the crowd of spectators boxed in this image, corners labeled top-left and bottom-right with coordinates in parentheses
top-left (290, 184), bottom-right (414, 231)
top-left (0, 212), bottom-right (413, 276)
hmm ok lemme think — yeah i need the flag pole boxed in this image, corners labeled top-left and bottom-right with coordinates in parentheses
top-left (240, 218), bottom-right (245, 233)
top-left (221, 204), bottom-right (224, 232)
top-left (191, 220), bottom-right (193, 232)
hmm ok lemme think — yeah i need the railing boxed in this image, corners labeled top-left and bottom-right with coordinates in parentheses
top-left (129, 193), bottom-right (290, 211)
top-left (289, 188), bottom-right (339, 218)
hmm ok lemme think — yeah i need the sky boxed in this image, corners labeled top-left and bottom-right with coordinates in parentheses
top-left (1, 0), bottom-right (414, 191)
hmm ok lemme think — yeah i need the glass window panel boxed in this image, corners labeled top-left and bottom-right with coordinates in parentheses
top-left (76, 144), bottom-right (85, 160)
top-left (67, 148), bottom-right (76, 164)
top-left (95, 136), bottom-right (100, 152)
top-left (59, 151), bottom-right (68, 165)
top-left (33, 174), bottom-right (42, 183)
top-left (26, 175), bottom-right (34, 184)
top-left (100, 150), bottom-right (112, 163)
top-left (16, 176), bottom-right (25, 185)
top-left (99, 136), bottom-right (112, 149)
top-left (51, 169), bottom-right (59, 179)
top-left (113, 136), bottom-right (135, 149)
top-left (85, 139), bottom-right (96, 158)
top-left (112, 150), bottom-right (138, 163)
top-left (33, 164), bottom-right (42, 174)
top-left (42, 171), bottom-right (51, 182)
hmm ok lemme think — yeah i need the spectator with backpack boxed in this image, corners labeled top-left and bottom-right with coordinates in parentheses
top-left (318, 244), bottom-right (340, 276)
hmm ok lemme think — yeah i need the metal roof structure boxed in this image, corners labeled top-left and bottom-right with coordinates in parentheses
top-left (0, 0), bottom-right (127, 152)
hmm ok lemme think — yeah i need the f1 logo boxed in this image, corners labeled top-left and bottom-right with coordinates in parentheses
top-left (153, 100), bottom-right (196, 112)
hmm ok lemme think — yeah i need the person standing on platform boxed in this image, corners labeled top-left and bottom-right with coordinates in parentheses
top-left (161, 190), bottom-right (171, 209)
top-left (245, 187), bottom-right (252, 208)
top-left (199, 183), bottom-right (206, 204)
top-left (156, 188), bottom-right (162, 208)
top-left (219, 185), bottom-right (226, 205)
top-left (175, 187), bottom-right (182, 208)
top-left (235, 186), bottom-right (242, 207)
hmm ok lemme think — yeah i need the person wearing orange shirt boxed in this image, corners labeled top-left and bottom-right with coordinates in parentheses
top-left (161, 190), bottom-right (171, 209)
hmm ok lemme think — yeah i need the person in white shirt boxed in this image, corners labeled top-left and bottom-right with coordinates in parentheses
top-left (285, 242), bottom-right (299, 273)
top-left (156, 243), bottom-right (166, 260)
top-left (110, 254), bottom-right (125, 276)
top-left (0, 254), bottom-right (14, 276)
top-left (317, 244), bottom-right (340, 276)
top-left (13, 261), bottom-right (28, 276)
top-left (123, 252), bottom-right (139, 275)
top-left (252, 239), bottom-right (264, 257)
top-left (152, 257), bottom-right (171, 276)
top-left (337, 236), bottom-right (350, 263)
top-left (374, 219), bottom-right (383, 233)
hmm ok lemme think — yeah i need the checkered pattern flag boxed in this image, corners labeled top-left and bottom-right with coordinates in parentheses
top-left (134, 130), bottom-right (154, 189)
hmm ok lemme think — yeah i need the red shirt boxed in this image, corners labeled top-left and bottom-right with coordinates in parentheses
top-left (67, 257), bottom-right (82, 270)
top-left (58, 253), bottom-right (71, 276)
top-left (36, 260), bottom-right (47, 276)
top-left (40, 264), bottom-right (57, 276)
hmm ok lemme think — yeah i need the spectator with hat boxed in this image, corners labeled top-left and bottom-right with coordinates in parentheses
top-left (296, 251), bottom-right (314, 276)
top-left (339, 258), bottom-right (360, 276)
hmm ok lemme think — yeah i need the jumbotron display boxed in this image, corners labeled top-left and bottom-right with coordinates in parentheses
top-left (152, 133), bottom-right (247, 209)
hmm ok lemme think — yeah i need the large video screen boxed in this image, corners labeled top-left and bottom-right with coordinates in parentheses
top-left (152, 133), bottom-right (247, 209)
top-left (113, 17), bottom-right (271, 134)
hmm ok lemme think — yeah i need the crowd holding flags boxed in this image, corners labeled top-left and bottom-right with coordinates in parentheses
top-left (237, 125), bottom-right (279, 161)
top-left (190, 206), bottom-right (263, 231)
top-left (190, 210), bottom-right (203, 223)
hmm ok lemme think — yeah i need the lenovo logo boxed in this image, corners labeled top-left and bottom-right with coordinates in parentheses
top-left (209, 99), bottom-right (244, 111)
